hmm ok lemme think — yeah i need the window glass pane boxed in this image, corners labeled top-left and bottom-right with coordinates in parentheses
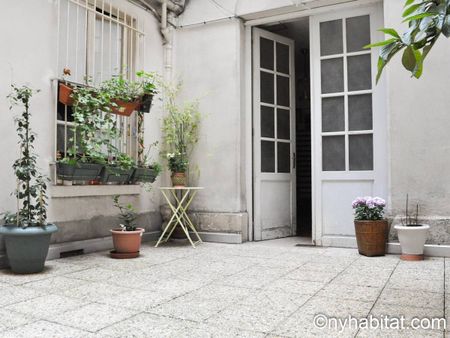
top-left (276, 42), bottom-right (289, 74)
top-left (261, 140), bottom-right (275, 173)
top-left (57, 125), bottom-right (78, 157)
top-left (347, 54), bottom-right (372, 91)
top-left (348, 94), bottom-right (373, 131)
top-left (322, 136), bottom-right (345, 171)
top-left (260, 37), bottom-right (274, 70)
top-left (320, 19), bottom-right (343, 56)
top-left (349, 134), bottom-right (373, 170)
top-left (321, 58), bottom-right (344, 94)
top-left (261, 106), bottom-right (274, 138)
top-left (277, 108), bottom-right (290, 140)
top-left (277, 75), bottom-right (290, 107)
top-left (346, 15), bottom-right (371, 53)
top-left (322, 96), bottom-right (344, 132)
top-left (260, 71), bottom-right (274, 104)
top-left (277, 142), bottom-right (290, 173)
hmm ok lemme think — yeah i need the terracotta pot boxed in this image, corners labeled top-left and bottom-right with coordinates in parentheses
top-left (110, 228), bottom-right (144, 254)
top-left (111, 99), bottom-right (141, 116)
top-left (59, 83), bottom-right (74, 106)
top-left (171, 172), bottom-right (186, 187)
top-left (354, 220), bottom-right (388, 257)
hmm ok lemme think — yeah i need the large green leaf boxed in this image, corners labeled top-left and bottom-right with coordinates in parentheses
top-left (402, 46), bottom-right (417, 71)
top-left (364, 38), bottom-right (398, 48)
top-left (379, 28), bottom-right (401, 38)
top-left (403, 12), bottom-right (436, 22)
top-left (403, 3), bottom-right (423, 17)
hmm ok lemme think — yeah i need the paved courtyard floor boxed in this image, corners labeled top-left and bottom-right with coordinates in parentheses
top-left (0, 237), bottom-right (447, 337)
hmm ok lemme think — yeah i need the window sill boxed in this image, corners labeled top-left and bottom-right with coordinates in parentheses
top-left (50, 185), bottom-right (141, 198)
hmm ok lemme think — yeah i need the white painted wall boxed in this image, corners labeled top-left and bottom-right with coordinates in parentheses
top-left (0, 0), bottom-right (164, 230)
top-left (384, 1), bottom-right (450, 217)
top-left (174, 19), bottom-right (246, 213)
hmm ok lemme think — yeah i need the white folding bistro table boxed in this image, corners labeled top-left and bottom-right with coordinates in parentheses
top-left (155, 187), bottom-right (204, 248)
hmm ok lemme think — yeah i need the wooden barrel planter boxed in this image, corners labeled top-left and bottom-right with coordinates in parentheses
top-left (354, 220), bottom-right (388, 257)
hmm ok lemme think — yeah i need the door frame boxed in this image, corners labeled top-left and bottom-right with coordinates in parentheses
top-left (244, 0), bottom-right (387, 243)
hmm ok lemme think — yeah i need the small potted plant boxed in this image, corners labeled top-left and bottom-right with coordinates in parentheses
top-left (110, 195), bottom-right (144, 258)
top-left (0, 85), bottom-right (58, 274)
top-left (166, 152), bottom-right (188, 187)
top-left (352, 196), bottom-right (388, 257)
top-left (136, 70), bottom-right (158, 113)
top-left (101, 76), bottom-right (142, 116)
top-left (394, 195), bottom-right (430, 261)
top-left (58, 68), bottom-right (75, 106)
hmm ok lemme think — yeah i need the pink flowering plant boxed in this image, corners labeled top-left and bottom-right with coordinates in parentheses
top-left (352, 196), bottom-right (386, 220)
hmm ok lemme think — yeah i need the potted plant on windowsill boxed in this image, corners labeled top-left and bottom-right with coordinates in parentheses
top-left (136, 70), bottom-right (158, 113)
top-left (101, 76), bottom-right (142, 117)
top-left (101, 153), bottom-right (136, 184)
top-left (110, 195), bottom-right (144, 258)
top-left (0, 85), bottom-right (58, 274)
top-left (56, 85), bottom-right (112, 184)
top-left (394, 195), bottom-right (429, 261)
top-left (353, 196), bottom-right (388, 257)
top-left (58, 68), bottom-right (75, 106)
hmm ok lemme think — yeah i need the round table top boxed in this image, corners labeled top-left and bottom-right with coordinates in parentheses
top-left (159, 187), bottom-right (204, 190)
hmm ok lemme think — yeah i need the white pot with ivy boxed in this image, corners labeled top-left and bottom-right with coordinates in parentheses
top-left (394, 195), bottom-right (429, 261)
top-left (0, 85), bottom-right (58, 274)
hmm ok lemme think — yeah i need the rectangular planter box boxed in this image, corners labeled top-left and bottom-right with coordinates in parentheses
top-left (129, 167), bottom-right (157, 184)
top-left (56, 162), bottom-right (104, 181)
top-left (100, 166), bottom-right (135, 184)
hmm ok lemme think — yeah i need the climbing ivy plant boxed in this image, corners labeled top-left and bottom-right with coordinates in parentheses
top-left (6, 85), bottom-right (48, 227)
top-left (367, 0), bottom-right (450, 82)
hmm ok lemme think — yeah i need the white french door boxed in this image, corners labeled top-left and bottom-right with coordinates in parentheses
top-left (310, 4), bottom-right (387, 246)
top-left (253, 28), bottom-right (296, 241)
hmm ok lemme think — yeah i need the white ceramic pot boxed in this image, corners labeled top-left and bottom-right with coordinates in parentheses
top-left (394, 224), bottom-right (429, 260)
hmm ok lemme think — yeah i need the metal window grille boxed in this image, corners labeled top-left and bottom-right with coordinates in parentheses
top-left (55, 0), bottom-right (145, 163)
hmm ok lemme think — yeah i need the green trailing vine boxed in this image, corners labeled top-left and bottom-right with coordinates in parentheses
top-left (4, 85), bottom-right (48, 228)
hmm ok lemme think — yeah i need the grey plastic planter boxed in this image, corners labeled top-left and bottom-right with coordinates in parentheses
top-left (100, 165), bottom-right (135, 184)
top-left (129, 167), bottom-right (157, 184)
top-left (56, 162), bottom-right (104, 181)
top-left (0, 224), bottom-right (58, 274)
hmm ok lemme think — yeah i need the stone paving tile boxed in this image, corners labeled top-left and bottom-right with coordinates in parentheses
top-left (317, 283), bottom-right (382, 303)
top-left (21, 275), bottom-right (91, 293)
top-left (370, 303), bottom-right (444, 326)
top-left (285, 267), bottom-right (340, 283)
top-left (182, 322), bottom-right (267, 338)
top-left (0, 285), bottom-right (45, 307)
top-left (271, 297), bottom-right (372, 337)
top-left (0, 320), bottom-right (96, 338)
top-left (357, 327), bottom-right (444, 337)
top-left (149, 293), bottom-right (229, 321)
top-left (238, 290), bottom-right (310, 314)
top-left (264, 277), bottom-right (326, 295)
top-left (51, 302), bottom-right (139, 333)
top-left (385, 277), bottom-right (444, 293)
top-left (58, 281), bottom-right (131, 302)
top-left (5, 294), bottom-right (88, 318)
top-left (378, 288), bottom-right (444, 310)
top-left (0, 308), bottom-right (35, 333)
top-left (96, 312), bottom-right (187, 338)
top-left (61, 267), bottom-right (119, 282)
top-left (206, 303), bottom-right (291, 333)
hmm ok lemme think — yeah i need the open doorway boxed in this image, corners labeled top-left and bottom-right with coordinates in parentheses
top-left (257, 17), bottom-right (312, 240)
